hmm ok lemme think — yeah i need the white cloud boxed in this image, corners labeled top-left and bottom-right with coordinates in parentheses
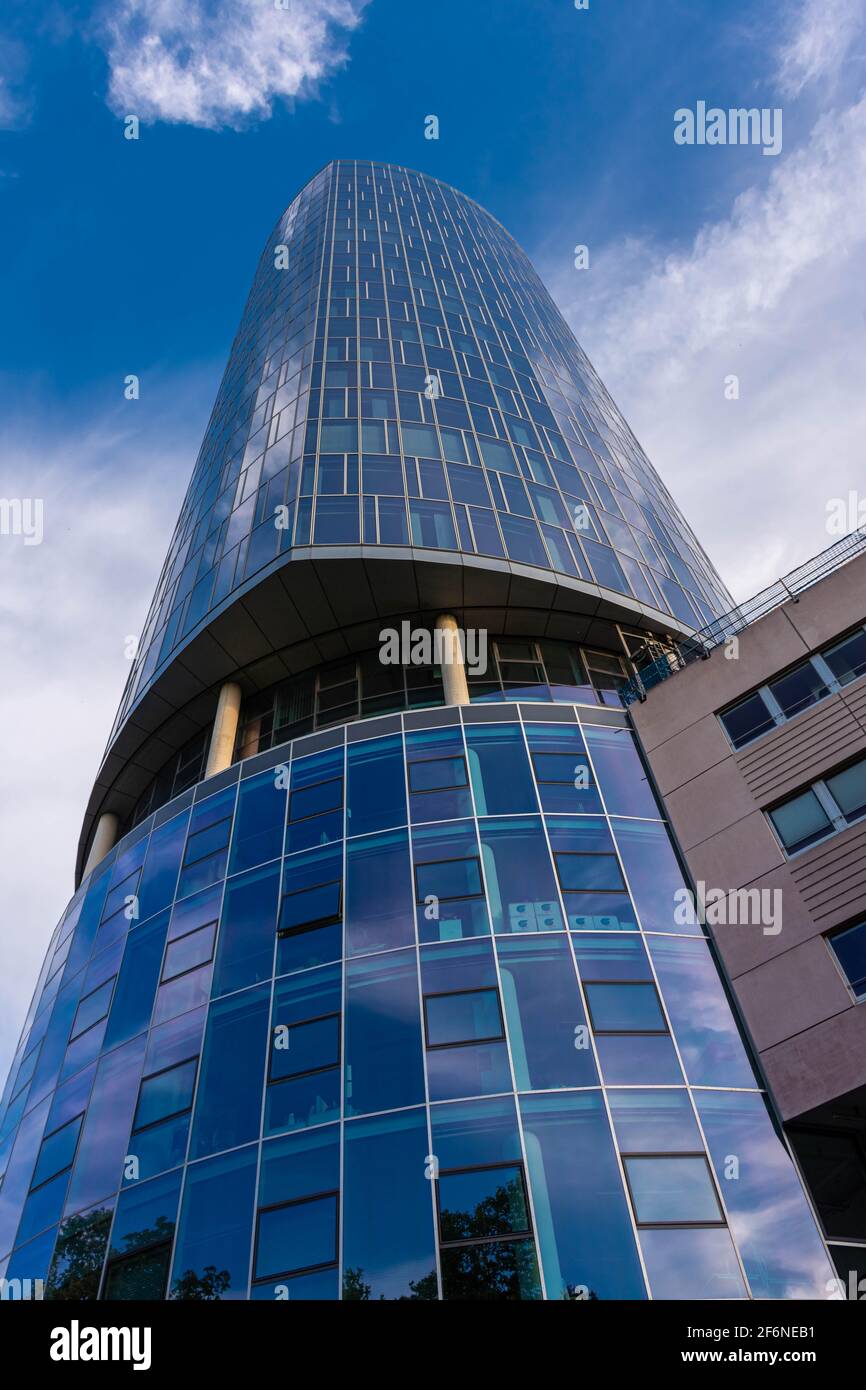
top-left (0, 376), bottom-right (211, 1080)
top-left (99, 0), bottom-right (368, 128)
top-left (543, 10), bottom-right (866, 602)
top-left (777, 0), bottom-right (865, 95)
top-left (0, 36), bottom-right (31, 129)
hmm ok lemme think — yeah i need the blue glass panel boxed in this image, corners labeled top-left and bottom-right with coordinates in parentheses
top-left (624, 1156), bottom-right (721, 1223)
top-left (497, 935), bottom-right (597, 1089)
top-left (608, 1089), bottom-right (702, 1152)
top-left (109, 1168), bottom-right (182, 1262)
top-left (344, 950), bottom-right (424, 1117)
top-left (102, 912), bottom-right (169, 1051)
top-left (585, 982), bottom-right (666, 1032)
top-left (5, 1224), bottom-right (58, 1289)
top-left (465, 724), bottom-right (538, 815)
top-left (343, 1108), bottom-right (437, 1300)
top-left (425, 989), bottom-right (504, 1047)
top-left (170, 1145), bottom-right (257, 1301)
top-left (639, 1227), bottom-right (747, 1300)
top-left (31, 1114), bottom-right (82, 1189)
top-left (123, 1114), bottom-right (189, 1185)
top-left (134, 1059), bottom-right (197, 1131)
top-left (250, 1266), bottom-right (339, 1300)
top-left (647, 936), bottom-right (756, 1088)
top-left (584, 725), bottom-right (662, 819)
top-left (256, 1194), bottom-right (338, 1279)
top-left (697, 1090), bottom-right (837, 1299)
top-left (478, 817), bottom-right (563, 933)
top-left (430, 1096), bottom-right (523, 1172)
top-left (595, 1034), bottom-right (684, 1085)
top-left (520, 1092), bottom-right (646, 1300)
top-left (136, 811), bottom-right (189, 921)
top-left (16, 1169), bottom-right (68, 1246)
top-left (46, 1200), bottom-right (114, 1298)
top-left (211, 862), bottom-right (279, 997)
top-left (345, 828), bottom-right (414, 955)
top-left (64, 1035), bottom-right (147, 1216)
top-left (229, 770), bottom-right (287, 875)
top-left (611, 819), bottom-right (701, 934)
top-left (190, 985), bottom-right (270, 1160)
top-left (346, 735), bottom-right (407, 837)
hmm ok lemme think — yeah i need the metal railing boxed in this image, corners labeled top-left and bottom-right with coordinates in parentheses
top-left (622, 525), bottom-right (866, 706)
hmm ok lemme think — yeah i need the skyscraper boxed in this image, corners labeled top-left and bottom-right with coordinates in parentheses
top-left (0, 162), bottom-right (837, 1301)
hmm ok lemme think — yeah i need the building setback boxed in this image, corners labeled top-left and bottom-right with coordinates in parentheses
top-left (0, 162), bottom-right (839, 1301)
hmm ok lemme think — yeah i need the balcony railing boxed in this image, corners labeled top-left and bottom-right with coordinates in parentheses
top-left (622, 525), bottom-right (866, 706)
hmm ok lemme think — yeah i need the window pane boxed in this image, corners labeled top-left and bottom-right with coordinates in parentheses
top-left (440, 1238), bottom-right (541, 1301)
top-left (496, 935), bottom-right (597, 1090)
top-left (162, 923), bottom-right (215, 982)
top-left (825, 760), bottom-right (866, 822)
top-left (344, 951), bottom-right (424, 1117)
top-left (170, 1145), bottom-right (257, 1300)
top-left (408, 755), bottom-right (467, 792)
top-left (345, 829), bottom-right (414, 955)
top-left (255, 1194), bottom-right (338, 1279)
top-left (439, 1164), bottom-right (529, 1241)
top-left (425, 990), bottom-right (504, 1047)
top-left (823, 630), bottom-right (866, 686)
top-left (279, 880), bottom-right (341, 935)
top-left (585, 982), bottom-right (666, 1032)
top-left (720, 693), bottom-right (775, 749)
top-left (31, 1115), bottom-right (83, 1189)
top-left (270, 1015), bottom-right (340, 1081)
top-left (555, 854), bottom-right (624, 892)
top-left (624, 1156), bottom-right (721, 1224)
top-left (134, 1059), bottom-right (197, 1131)
top-left (769, 789), bottom-right (833, 853)
top-left (346, 735), bottom-right (406, 837)
top-left (827, 920), bottom-right (866, 998)
top-left (768, 662), bottom-right (829, 718)
top-left (465, 725), bottom-right (538, 815)
top-left (479, 817), bottom-right (563, 934)
top-left (211, 863), bottom-right (280, 997)
top-left (639, 1227), bottom-right (746, 1300)
top-left (415, 858), bottom-right (483, 902)
top-left (70, 979), bottom-right (114, 1040)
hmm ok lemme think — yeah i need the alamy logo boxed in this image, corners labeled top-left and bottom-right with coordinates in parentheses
top-left (674, 102), bottom-right (783, 157)
top-left (49, 1320), bottom-right (151, 1371)
top-left (379, 621), bottom-right (488, 676)
top-left (0, 497), bottom-right (43, 545)
top-left (0, 1277), bottom-right (43, 1299)
top-left (674, 882), bottom-right (782, 936)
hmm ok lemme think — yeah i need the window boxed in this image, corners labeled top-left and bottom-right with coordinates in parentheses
top-left (718, 628), bottom-right (866, 749)
top-left (30, 1114), bottom-right (83, 1191)
top-left (408, 755), bottom-right (467, 793)
top-left (584, 982), bottom-right (667, 1033)
top-left (827, 921), bottom-right (866, 1000)
top-left (823, 629), bottom-right (866, 686)
top-left (555, 852), bottom-right (625, 893)
top-left (424, 989), bottom-right (505, 1048)
top-left (415, 857), bottom-right (484, 903)
top-left (769, 788), bottom-right (833, 854)
top-left (133, 1058), bottom-right (198, 1132)
top-left (269, 1014), bottom-right (340, 1082)
top-left (437, 1163), bottom-right (541, 1301)
top-left (278, 880), bottom-right (342, 936)
top-left (69, 978), bottom-right (115, 1041)
top-left (161, 922), bottom-right (216, 982)
top-left (768, 756), bottom-right (866, 855)
top-left (623, 1155), bottom-right (724, 1226)
top-left (254, 1193), bottom-right (339, 1281)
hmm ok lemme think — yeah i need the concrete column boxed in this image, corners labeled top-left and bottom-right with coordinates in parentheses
top-left (205, 681), bottom-right (243, 779)
top-left (435, 613), bottom-right (470, 707)
top-left (82, 812), bottom-right (119, 879)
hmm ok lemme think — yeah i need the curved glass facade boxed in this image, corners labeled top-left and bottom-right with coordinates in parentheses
top-left (0, 704), bottom-right (836, 1300)
top-left (110, 160), bottom-right (731, 745)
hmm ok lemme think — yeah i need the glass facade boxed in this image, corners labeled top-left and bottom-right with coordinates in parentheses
top-left (0, 704), bottom-right (837, 1300)
top-left (108, 160), bottom-right (731, 746)
top-left (0, 163), bottom-right (837, 1302)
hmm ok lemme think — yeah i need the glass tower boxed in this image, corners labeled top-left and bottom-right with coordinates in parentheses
top-left (0, 162), bottom-right (837, 1302)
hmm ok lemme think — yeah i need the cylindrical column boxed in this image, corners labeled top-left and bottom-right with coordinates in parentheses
top-left (436, 613), bottom-right (470, 707)
top-left (82, 811), bottom-right (119, 879)
top-left (204, 681), bottom-right (243, 779)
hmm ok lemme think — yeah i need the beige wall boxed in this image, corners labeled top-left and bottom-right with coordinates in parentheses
top-left (632, 551), bottom-right (866, 1119)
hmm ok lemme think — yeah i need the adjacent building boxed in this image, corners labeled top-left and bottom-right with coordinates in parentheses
top-left (628, 533), bottom-right (866, 1295)
top-left (0, 162), bottom-right (841, 1301)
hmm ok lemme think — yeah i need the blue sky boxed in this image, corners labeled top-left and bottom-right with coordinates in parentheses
top-left (1, 0), bottom-right (865, 1076)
